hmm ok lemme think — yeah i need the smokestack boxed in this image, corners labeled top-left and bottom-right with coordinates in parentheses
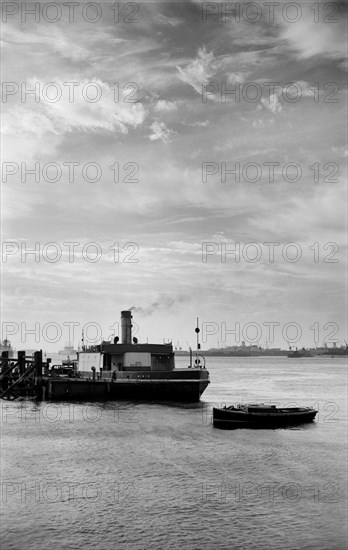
top-left (121, 310), bottom-right (132, 344)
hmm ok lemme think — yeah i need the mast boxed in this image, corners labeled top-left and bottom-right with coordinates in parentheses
top-left (195, 317), bottom-right (201, 367)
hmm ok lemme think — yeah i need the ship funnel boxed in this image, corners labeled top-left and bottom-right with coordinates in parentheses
top-left (121, 310), bottom-right (132, 344)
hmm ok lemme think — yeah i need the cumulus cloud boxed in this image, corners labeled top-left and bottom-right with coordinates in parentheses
top-left (177, 47), bottom-right (219, 95)
top-left (154, 100), bottom-right (178, 112)
top-left (278, 2), bottom-right (347, 65)
top-left (1, 77), bottom-right (148, 160)
top-left (227, 72), bottom-right (247, 84)
top-left (148, 120), bottom-right (176, 143)
top-left (261, 93), bottom-right (282, 113)
top-left (20, 77), bottom-right (148, 134)
top-left (1, 109), bottom-right (58, 137)
top-left (283, 81), bottom-right (315, 99)
top-left (1, 108), bottom-right (64, 160)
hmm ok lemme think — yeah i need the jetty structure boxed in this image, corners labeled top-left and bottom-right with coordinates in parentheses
top-left (0, 311), bottom-right (210, 402)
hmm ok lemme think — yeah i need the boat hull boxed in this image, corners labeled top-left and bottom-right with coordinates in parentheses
top-left (213, 407), bottom-right (317, 429)
top-left (45, 372), bottom-right (210, 402)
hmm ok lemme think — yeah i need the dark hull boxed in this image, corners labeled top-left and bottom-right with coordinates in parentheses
top-left (46, 378), bottom-right (209, 402)
top-left (213, 407), bottom-right (317, 429)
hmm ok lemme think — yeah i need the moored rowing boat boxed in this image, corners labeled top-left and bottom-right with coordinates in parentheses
top-left (213, 403), bottom-right (317, 429)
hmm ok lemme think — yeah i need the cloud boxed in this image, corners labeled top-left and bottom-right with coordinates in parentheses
top-left (331, 146), bottom-right (348, 158)
top-left (154, 100), bottom-right (178, 112)
top-left (337, 59), bottom-right (348, 71)
top-left (4, 77), bottom-right (148, 140)
top-left (227, 72), bottom-right (247, 84)
top-left (2, 24), bottom-right (92, 62)
top-left (278, 2), bottom-right (347, 64)
top-left (2, 109), bottom-right (58, 137)
top-left (155, 13), bottom-right (183, 27)
top-left (148, 120), bottom-right (176, 143)
top-left (177, 47), bottom-right (219, 95)
top-left (1, 108), bottom-right (63, 161)
top-left (188, 120), bottom-right (210, 127)
top-left (261, 93), bottom-right (282, 113)
top-left (37, 78), bottom-right (147, 134)
top-left (252, 118), bottom-right (275, 129)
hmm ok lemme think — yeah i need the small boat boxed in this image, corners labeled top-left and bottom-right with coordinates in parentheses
top-left (213, 403), bottom-right (317, 429)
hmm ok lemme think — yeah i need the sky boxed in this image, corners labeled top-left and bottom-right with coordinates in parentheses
top-left (1, 0), bottom-right (347, 351)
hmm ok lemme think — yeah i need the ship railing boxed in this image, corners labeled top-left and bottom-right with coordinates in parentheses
top-left (194, 353), bottom-right (206, 369)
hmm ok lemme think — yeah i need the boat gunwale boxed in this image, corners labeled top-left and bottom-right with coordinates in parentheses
top-left (213, 406), bottom-right (317, 418)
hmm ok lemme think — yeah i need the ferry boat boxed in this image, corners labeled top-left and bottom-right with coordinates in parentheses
top-left (45, 311), bottom-right (210, 401)
top-left (213, 403), bottom-right (317, 429)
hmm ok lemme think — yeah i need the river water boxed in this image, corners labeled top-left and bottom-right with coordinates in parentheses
top-left (1, 357), bottom-right (347, 550)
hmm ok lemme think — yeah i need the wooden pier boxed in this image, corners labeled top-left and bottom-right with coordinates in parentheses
top-left (0, 350), bottom-right (47, 400)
